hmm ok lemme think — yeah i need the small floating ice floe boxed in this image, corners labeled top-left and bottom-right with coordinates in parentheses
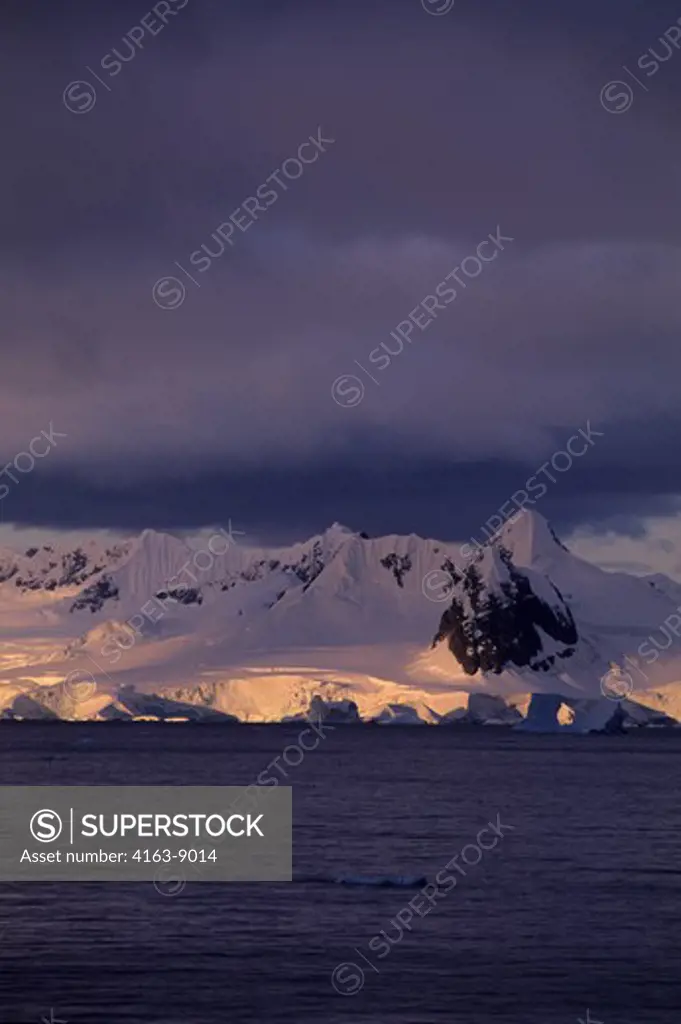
top-left (296, 873), bottom-right (427, 888)
top-left (335, 874), bottom-right (427, 888)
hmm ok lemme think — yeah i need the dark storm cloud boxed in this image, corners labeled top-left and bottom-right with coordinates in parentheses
top-left (1, 0), bottom-right (681, 537)
top-left (3, 425), bottom-right (681, 544)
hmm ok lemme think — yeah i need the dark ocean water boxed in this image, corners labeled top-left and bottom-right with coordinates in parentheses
top-left (1, 723), bottom-right (680, 1024)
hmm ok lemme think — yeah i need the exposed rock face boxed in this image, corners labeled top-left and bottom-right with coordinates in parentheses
top-left (155, 587), bottom-right (203, 606)
top-left (0, 543), bottom-right (130, 594)
top-left (70, 575), bottom-right (120, 613)
top-left (431, 546), bottom-right (578, 675)
top-left (380, 553), bottom-right (413, 588)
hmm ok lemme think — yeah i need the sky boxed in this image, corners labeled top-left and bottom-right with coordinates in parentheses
top-left (2, 0), bottom-right (681, 568)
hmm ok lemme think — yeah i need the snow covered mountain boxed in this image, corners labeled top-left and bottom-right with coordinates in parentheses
top-left (428, 512), bottom-right (681, 694)
top-left (1, 511), bottom-right (681, 729)
top-left (0, 538), bottom-right (131, 600)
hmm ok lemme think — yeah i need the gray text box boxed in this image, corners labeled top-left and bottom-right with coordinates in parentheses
top-left (0, 787), bottom-right (291, 882)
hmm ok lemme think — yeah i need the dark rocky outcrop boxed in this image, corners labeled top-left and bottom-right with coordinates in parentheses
top-left (155, 587), bottom-right (203, 606)
top-left (431, 546), bottom-right (578, 675)
top-left (380, 553), bottom-right (413, 588)
top-left (70, 575), bottom-right (120, 613)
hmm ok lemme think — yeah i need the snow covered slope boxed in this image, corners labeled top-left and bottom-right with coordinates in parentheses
top-left (1, 511), bottom-right (681, 727)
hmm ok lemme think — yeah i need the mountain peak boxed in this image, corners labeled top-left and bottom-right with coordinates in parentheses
top-left (131, 528), bottom-right (188, 559)
top-left (494, 510), bottom-right (567, 567)
top-left (324, 522), bottom-right (356, 540)
top-left (137, 527), bottom-right (176, 545)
